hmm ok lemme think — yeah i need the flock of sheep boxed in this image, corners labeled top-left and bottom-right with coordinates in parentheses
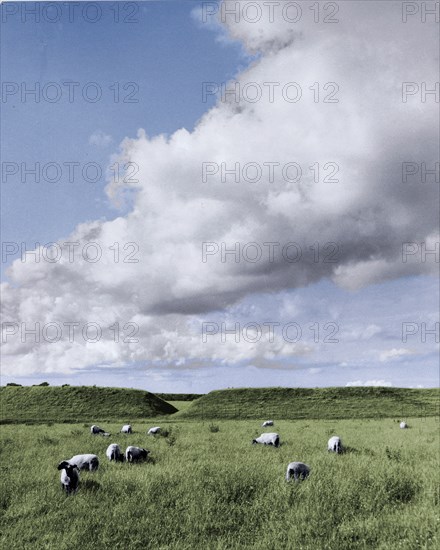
top-left (58, 419), bottom-right (410, 493)
top-left (251, 421), bottom-right (342, 482)
top-left (253, 420), bottom-right (408, 481)
top-left (58, 424), bottom-right (160, 493)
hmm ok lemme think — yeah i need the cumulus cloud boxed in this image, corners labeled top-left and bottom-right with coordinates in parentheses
top-left (2, 1), bottom-right (438, 377)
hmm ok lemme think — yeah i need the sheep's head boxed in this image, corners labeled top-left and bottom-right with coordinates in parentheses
top-left (57, 461), bottom-right (78, 473)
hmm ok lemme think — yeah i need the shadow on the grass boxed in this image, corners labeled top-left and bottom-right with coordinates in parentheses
top-left (81, 479), bottom-right (101, 492)
top-left (342, 445), bottom-right (360, 455)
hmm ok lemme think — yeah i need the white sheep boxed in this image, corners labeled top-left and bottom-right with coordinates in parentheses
top-left (286, 462), bottom-right (310, 482)
top-left (147, 427), bottom-right (161, 435)
top-left (121, 424), bottom-right (132, 434)
top-left (106, 444), bottom-right (124, 462)
top-left (262, 420), bottom-right (274, 427)
top-left (252, 432), bottom-right (280, 447)
top-left (68, 454), bottom-right (99, 471)
top-left (327, 436), bottom-right (343, 454)
top-left (400, 421), bottom-right (408, 429)
top-left (90, 425), bottom-right (105, 435)
top-left (125, 446), bottom-right (150, 463)
top-left (57, 461), bottom-right (80, 494)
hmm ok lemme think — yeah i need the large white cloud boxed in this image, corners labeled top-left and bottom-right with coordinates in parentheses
top-left (2, 1), bottom-right (438, 376)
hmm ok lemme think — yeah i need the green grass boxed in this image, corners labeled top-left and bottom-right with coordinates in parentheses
top-left (1, 417), bottom-right (439, 549)
top-left (167, 400), bottom-right (193, 412)
top-left (2, 386), bottom-right (438, 424)
top-left (155, 393), bottom-right (204, 401)
top-left (0, 386), bottom-right (177, 423)
top-left (177, 387), bottom-right (440, 420)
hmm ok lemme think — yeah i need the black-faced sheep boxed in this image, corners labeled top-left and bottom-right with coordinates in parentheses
top-left (147, 427), bottom-right (161, 435)
top-left (57, 461), bottom-right (80, 494)
top-left (121, 424), bottom-right (132, 434)
top-left (252, 433), bottom-right (280, 447)
top-left (125, 446), bottom-right (150, 463)
top-left (90, 425), bottom-right (105, 435)
top-left (262, 420), bottom-right (274, 427)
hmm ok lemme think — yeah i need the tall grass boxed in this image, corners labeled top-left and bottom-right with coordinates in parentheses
top-left (1, 417), bottom-right (438, 549)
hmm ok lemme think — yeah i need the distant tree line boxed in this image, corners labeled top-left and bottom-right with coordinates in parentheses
top-left (6, 382), bottom-right (50, 387)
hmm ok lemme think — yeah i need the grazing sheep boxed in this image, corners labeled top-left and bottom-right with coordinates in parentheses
top-left (106, 444), bottom-right (124, 462)
top-left (327, 436), bottom-right (343, 454)
top-left (58, 461), bottom-right (80, 494)
top-left (286, 462), bottom-right (310, 482)
top-left (125, 446), bottom-right (150, 463)
top-left (121, 424), bottom-right (132, 434)
top-left (147, 427), bottom-right (161, 435)
top-left (400, 421), bottom-right (408, 429)
top-left (252, 433), bottom-right (280, 447)
top-left (262, 420), bottom-right (274, 427)
top-left (90, 425), bottom-right (105, 435)
top-left (68, 454), bottom-right (99, 471)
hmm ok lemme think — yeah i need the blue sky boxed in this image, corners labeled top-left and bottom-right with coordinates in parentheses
top-left (2, 0), bottom-right (243, 264)
top-left (1, 1), bottom-right (439, 391)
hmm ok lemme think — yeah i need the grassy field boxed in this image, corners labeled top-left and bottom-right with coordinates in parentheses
top-left (1, 417), bottom-right (439, 549)
top-left (2, 386), bottom-right (438, 424)
top-left (167, 400), bottom-right (193, 412)
top-left (178, 387), bottom-right (440, 420)
top-left (0, 386), bottom-right (177, 423)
